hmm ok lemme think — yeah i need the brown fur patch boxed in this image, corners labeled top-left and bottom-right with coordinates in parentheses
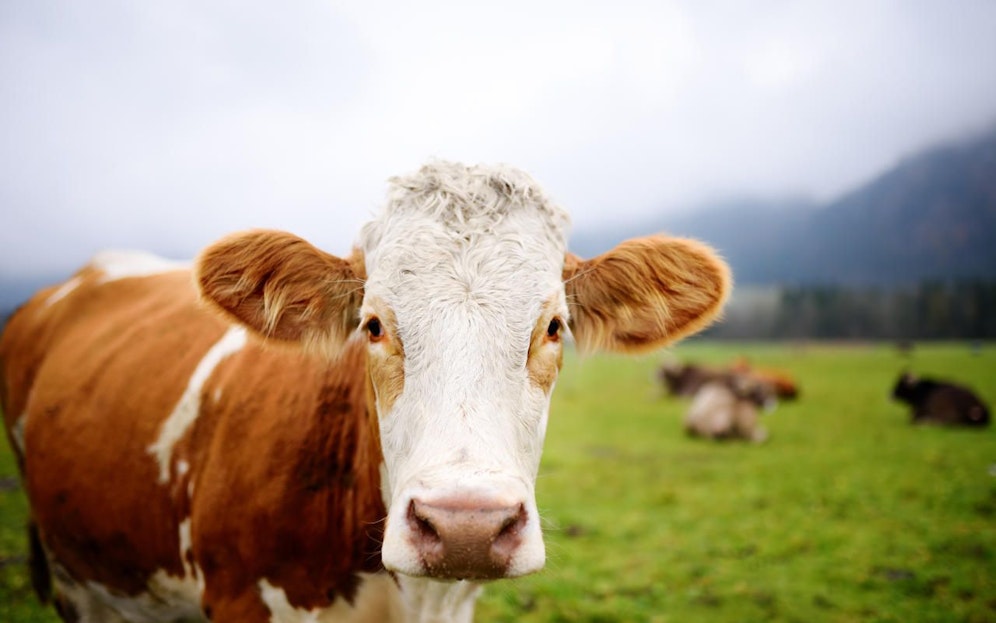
top-left (7, 269), bottom-right (223, 594)
top-left (526, 297), bottom-right (564, 392)
top-left (361, 298), bottom-right (405, 416)
top-left (1, 262), bottom-right (388, 618)
top-left (563, 235), bottom-right (731, 353)
top-left (190, 340), bottom-right (386, 612)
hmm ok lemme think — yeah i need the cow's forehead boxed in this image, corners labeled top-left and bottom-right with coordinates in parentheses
top-left (359, 161), bottom-right (570, 277)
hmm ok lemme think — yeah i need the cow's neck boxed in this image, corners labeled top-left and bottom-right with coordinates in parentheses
top-left (395, 576), bottom-right (482, 623)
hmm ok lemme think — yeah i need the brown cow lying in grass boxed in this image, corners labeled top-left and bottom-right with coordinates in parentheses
top-left (657, 360), bottom-right (727, 397)
top-left (729, 357), bottom-right (799, 400)
top-left (892, 372), bottom-right (990, 427)
top-left (683, 374), bottom-right (777, 443)
top-left (659, 359), bottom-right (799, 401)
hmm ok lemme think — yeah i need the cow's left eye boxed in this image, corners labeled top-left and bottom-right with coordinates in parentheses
top-left (365, 317), bottom-right (384, 341)
top-left (547, 318), bottom-right (562, 340)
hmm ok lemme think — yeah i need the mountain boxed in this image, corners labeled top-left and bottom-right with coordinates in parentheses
top-left (4, 129), bottom-right (996, 323)
top-left (573, 128), bottom-right (996, 286)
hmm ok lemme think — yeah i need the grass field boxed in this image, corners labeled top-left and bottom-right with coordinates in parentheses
top-left (2, 341), bottom-right (994, 622)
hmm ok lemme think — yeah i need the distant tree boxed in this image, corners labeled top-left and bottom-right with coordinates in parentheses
top-left (709, 280), bottom-right (996, 340)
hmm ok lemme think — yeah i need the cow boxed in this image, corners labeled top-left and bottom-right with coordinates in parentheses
top-left (728, 357), bottom-right (800, 400)
top-left (656, 360), bottom-right (728, 397)
top-left (684, 374), bottom-right (777, 443)
top-left (0, 161), bottom-right (732, 623)
top-left (891, 372), bottom-right (990, 427)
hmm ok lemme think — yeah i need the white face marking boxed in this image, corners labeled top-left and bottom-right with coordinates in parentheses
top-left (147, 325), bottom-right (247, 482)
top-left (91, 250), bottom-right (189, 283)
top-left (360, 163), bottom-right (569, 578)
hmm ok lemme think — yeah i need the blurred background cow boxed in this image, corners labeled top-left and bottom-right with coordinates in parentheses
top-left (892, 372), bottom-right (990, 427)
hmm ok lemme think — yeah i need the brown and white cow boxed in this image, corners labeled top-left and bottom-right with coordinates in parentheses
top-left (657, 360), bottom-right (728, 397)
top-left (0, 161), bottom-right (731, 623)
top-left (683, 375), bottom-right (777, 443)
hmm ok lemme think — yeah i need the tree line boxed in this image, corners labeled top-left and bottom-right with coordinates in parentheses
top-left (708, 280), bottom-right (996, 340)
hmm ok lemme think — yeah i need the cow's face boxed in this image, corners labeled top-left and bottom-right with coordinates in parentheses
top-left (357, 172), bottom-right (569, 580)
top-left (196, 161), bottom-right (731, 583)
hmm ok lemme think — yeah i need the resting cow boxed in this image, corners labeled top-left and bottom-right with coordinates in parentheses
top-left (729, 357), bottom-right (799, 400)
top-left (657, 360), bottom-right (728, 397)
top-left (892, 372), bottom-right (990, 427)
top-left (0, 161), bottom-right (731, 623)
top-left (684, 375), bottom-right (776, 443)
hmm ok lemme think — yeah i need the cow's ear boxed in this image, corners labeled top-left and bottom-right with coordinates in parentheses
top-left (563, 235), bottom-right (731, 354)
top-left (195, 230), bottom-right (364, 356)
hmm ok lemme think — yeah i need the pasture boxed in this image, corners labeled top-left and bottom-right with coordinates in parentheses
top-left (2, 341), bottom-right (994, 622)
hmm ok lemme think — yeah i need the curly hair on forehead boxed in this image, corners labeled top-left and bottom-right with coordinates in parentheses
top-left (362, 160), bottom-right (571, 247)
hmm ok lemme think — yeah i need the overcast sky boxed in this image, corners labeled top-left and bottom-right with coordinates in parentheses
top-left (3, 1), bottom-right (996, 279)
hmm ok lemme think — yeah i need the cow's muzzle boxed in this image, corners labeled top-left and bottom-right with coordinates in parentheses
top-left (406, 496), bottom-right (528, 580)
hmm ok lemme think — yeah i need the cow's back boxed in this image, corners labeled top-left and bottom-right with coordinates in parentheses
top-left (685, 382), bottom-right (736, 438)
top-left (919, 384), bottom-right (990, 426)
top-left (0, 257), bottom-right (388, 621)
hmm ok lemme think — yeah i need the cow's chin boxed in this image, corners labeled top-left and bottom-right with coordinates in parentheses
top-left (380, 494), bottom-right (546, 582)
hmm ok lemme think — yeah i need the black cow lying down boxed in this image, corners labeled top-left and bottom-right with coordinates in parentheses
top-left (892, 372), bottom-right (990, 427)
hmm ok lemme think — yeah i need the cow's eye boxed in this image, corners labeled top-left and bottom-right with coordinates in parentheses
top-left (547, 318), bottom-right (562, 340)
top-left (365, 317), bottom-right (383, 341)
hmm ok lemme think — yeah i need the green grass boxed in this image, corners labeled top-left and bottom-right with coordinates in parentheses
top-left (475, 341), bottom-right (996, 623)
top-left (0, 425), bottom-right (55, 622)
top-left (2, 342), bottom-right (994, 622)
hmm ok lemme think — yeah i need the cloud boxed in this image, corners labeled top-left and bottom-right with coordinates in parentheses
top-left (2, 0), bottom-right (995, 278)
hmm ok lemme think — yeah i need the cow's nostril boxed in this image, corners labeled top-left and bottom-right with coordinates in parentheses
top-left (496, 504), bottom-right (526, 539)
top-left (493, 504), bottom-right (527, 557)
top-left (408, 500), bottom-right (441, 543)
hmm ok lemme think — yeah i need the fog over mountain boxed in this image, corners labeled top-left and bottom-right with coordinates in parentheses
top-left (573, 127), bottom-right (996, 286)
top-left (3, 128), bottom-right (996, 318)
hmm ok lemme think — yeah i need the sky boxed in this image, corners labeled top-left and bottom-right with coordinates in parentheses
top-left (3, 0), bottom-right (996, 279)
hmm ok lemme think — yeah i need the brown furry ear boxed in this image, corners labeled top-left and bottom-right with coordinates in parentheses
top-left (195, 230), bottom-right (364, 355)
top-left (563, 235), bottom-right (731, 354)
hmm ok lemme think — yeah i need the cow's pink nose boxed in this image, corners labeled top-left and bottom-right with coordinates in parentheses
top-left (407, 497), bottom-right (527, 580)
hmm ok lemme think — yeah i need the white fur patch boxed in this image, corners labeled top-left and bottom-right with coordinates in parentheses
top-left (259, 574), bottom-right (401, 623)
top-left (91, 250), bottom-right (188, 283)
top-left (44, 276), bottom-right (83, 307)
top-left (52, 564), bottom-right (203, 623)
top-left (394, 576), bottom-right (481, 623)
top-left (148, 325), bottom-right (247, 483)
top-left (177, 518), bottom-right (203, 586)
top-left (10, 413), bottom-right (26, 454)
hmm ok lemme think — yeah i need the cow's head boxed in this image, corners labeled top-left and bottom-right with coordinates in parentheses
top-left (195, 162), bottom-right (730, 582)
